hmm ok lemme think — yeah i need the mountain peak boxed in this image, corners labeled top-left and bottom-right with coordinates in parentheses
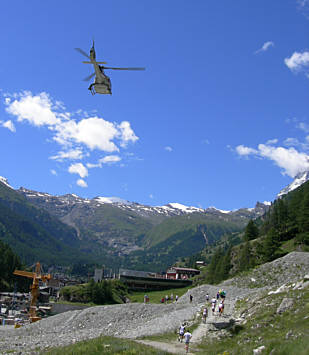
top-left (0, 176), bottom-right (13, 189)
top-left (277, 170), bottom-right (309, 198)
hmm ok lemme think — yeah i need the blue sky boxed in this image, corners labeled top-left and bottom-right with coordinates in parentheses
top-left (0, 0), bottom-right (309, 210)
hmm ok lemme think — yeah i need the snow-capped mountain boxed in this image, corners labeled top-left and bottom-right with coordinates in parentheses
top-left (0, 176), bottom-right (13, 189)
top-left (277, 170), bottom-right (309, 198)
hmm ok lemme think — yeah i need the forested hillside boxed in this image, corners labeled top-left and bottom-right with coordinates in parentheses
top-left (197, 180), bottom-right (309, 285)
top-left (0, 240), bottom-right (29, 291)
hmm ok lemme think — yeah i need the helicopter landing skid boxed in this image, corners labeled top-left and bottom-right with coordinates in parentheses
top-left (88, 84), bottom-right (96, 95)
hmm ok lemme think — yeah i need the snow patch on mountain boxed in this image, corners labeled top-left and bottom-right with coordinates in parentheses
top-left (0, 176), bottom-right (13, 189)
top-left (164, 202), bottom-right (204, 213)
top-left (207, 206), bottom-right (231, 214)
top-left (277, 171), bottom-right (309, 198)
top-left (94, 196), bottom-right (132, 205)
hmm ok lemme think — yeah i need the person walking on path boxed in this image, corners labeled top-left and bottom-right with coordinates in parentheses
top-left (189, 294), bottom-right (193, 303)
top-left (184, 329), bottom-right (192, 353)
top-left (202, 307), bottom-right (208, 323)
top-left (175, 294), bottom-right (179, 302)
top-left (178, 323), bottom-right (186, 342)
top-left (206, 293), bottom-right (209, 302)
top-left (211, 298), bottom-right (216, 314)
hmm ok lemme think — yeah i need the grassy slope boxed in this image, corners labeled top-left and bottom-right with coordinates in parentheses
top-left (128, 286), bottom-right (191, 303)
top-left (197, 284), bottom-right (309, 354)
top-left (43, 336), bottom-right (171, 355)
top-left (143, 214), bottom-right (245, 248)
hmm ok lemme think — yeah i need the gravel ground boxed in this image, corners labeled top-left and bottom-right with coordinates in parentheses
top-left (0, 251), bottom-right (308, 355)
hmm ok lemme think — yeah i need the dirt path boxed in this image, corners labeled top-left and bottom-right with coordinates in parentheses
top-left (137, 339), bottom-right (193, 354)
top-left (136, 298), bottom-right (236, 354)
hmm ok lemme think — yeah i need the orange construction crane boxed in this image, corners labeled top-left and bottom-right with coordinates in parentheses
top-left (13, 262), bottom-right (52, 322)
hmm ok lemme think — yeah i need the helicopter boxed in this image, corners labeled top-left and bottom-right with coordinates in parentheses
top-left (75, 42), bottom-right (145, 95)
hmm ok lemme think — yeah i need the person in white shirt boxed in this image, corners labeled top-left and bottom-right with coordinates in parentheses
top-left (178, 324), bottom-right (185, 342)
top-left (202, 307), bottom-right (208, 323)
top-left (184, 330), bottom-right (192, 353)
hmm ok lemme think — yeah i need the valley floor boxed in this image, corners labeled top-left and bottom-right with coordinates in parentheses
top-left (0, 252), bottom-right (308, 355)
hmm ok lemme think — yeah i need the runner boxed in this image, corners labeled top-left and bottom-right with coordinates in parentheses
top-left (175, 294), bottom-right (179, 302)
top-left (202, 306), bottom-right (208, 323)
top-left (178, 323), bottom-right (186, 342)
top-left (184, 329), bottom-right (192, 353)
top-left (211, 298), bottom-right (216, 314)
top-left (189, 294), bottom-right (193, 303)
top-left (205, 293), bottom-right (209, 302)
top-left (218, 302), bottom-right (223, 316)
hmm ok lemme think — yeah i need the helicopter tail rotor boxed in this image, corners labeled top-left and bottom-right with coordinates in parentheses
top-left (74, 48), bottom-right (90, 59)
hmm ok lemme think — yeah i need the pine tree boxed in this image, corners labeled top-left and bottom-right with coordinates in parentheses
top-left (244, 220), bottom-right (259, 241)
top-left (238, 242), bottom-right (254, 272)
top-left (296, 186), bottom-right (309, 245)
top-left (262, 227), bottom-right (281, 262)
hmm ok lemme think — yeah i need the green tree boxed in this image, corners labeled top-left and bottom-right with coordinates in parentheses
top-left (244, 220), bottom-right (259, 241)
top-left (238, 242), bottom-right (254, 272)
top-left (261, 228), bottom-right (281, 262)
top-left (296, 187), bottom-right (309, 245)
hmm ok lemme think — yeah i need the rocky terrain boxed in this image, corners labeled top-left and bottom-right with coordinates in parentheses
top-left (0, 251), bottom-right (308, 354)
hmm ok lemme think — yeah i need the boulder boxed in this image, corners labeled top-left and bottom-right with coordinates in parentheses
top-left (276, 298), bottom-right (293, 314)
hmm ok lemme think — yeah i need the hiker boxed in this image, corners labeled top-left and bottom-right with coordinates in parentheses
top-left (165, 295), bottom-right (169, 303)
top-left (211, 298), bottom-right (216, 314)
top-left (184, 329), bottom-right (192, 353)
top-left (178, 323), bottom-right (186, 342)
top-left (190, 294), bottom-right (193, 303)
top-left (216, 291), bottom-right (220, 300)
top-left (220, 289), bottom-right (226, 299)
top-left (202, 307), bottom-right (208, 323)
top-left (175, 294), bottom-right (179, 302)
top-left (218, 302), bottom-right (223, 316)
top-left (206, 293), bottom-right (209, 302)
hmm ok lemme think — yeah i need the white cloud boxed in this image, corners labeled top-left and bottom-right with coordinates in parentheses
top-left (297, 122), bottom-right (309, 133)
top-left (283, 137), bottom-right (300, 147)
top-left (235, 145), bottom-right (258, 156)
top-left (284, 51), bottom-right (309, 73)
top-left (68, 163), bottom-right (88, 178)
top-left (4, 92), bottom-right (139, 153)
top-left (3, 91), bottom-right (139, 179)
top-left (266, 138), bottom-right (278, 145)
top-left (235, 143), bottom-right (309, 177)
top-left (1, 120), bottom-right (16, 132)
top-left (50, 169), bottom-right (57, 176)
top-left (76, 179), bottom-right (88, 188)
top-left (54, 117), bottom-right (120, 152)
top-left (100, 155), bottom-right (121, 164)
top-left (118, 121), bottom-right (139, 147)
top-left (87, 155), bottom-right (121, 169)
top-left (165, 146), bottom-right (173, 152)
top-left (5, 92), bottom-right (62, 126)
top-left (50, 149), bottom-right (84, 161)
top-left (255, 41), bottom-right (274, 54)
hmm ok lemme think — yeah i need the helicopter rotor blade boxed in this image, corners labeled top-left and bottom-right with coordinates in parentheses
top-left (75, 48), bottom-right (90, 59)
top-left (83, 72), bottom-right (95, 81)
top-left (102, 67), bottom-right (145, 71)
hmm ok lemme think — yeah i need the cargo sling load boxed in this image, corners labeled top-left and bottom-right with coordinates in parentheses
top-left (13, 262), bottom-right (51, 323)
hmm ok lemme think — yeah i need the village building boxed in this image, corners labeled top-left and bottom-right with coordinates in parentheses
top-left (166, 267), bottom-right (200, 280)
